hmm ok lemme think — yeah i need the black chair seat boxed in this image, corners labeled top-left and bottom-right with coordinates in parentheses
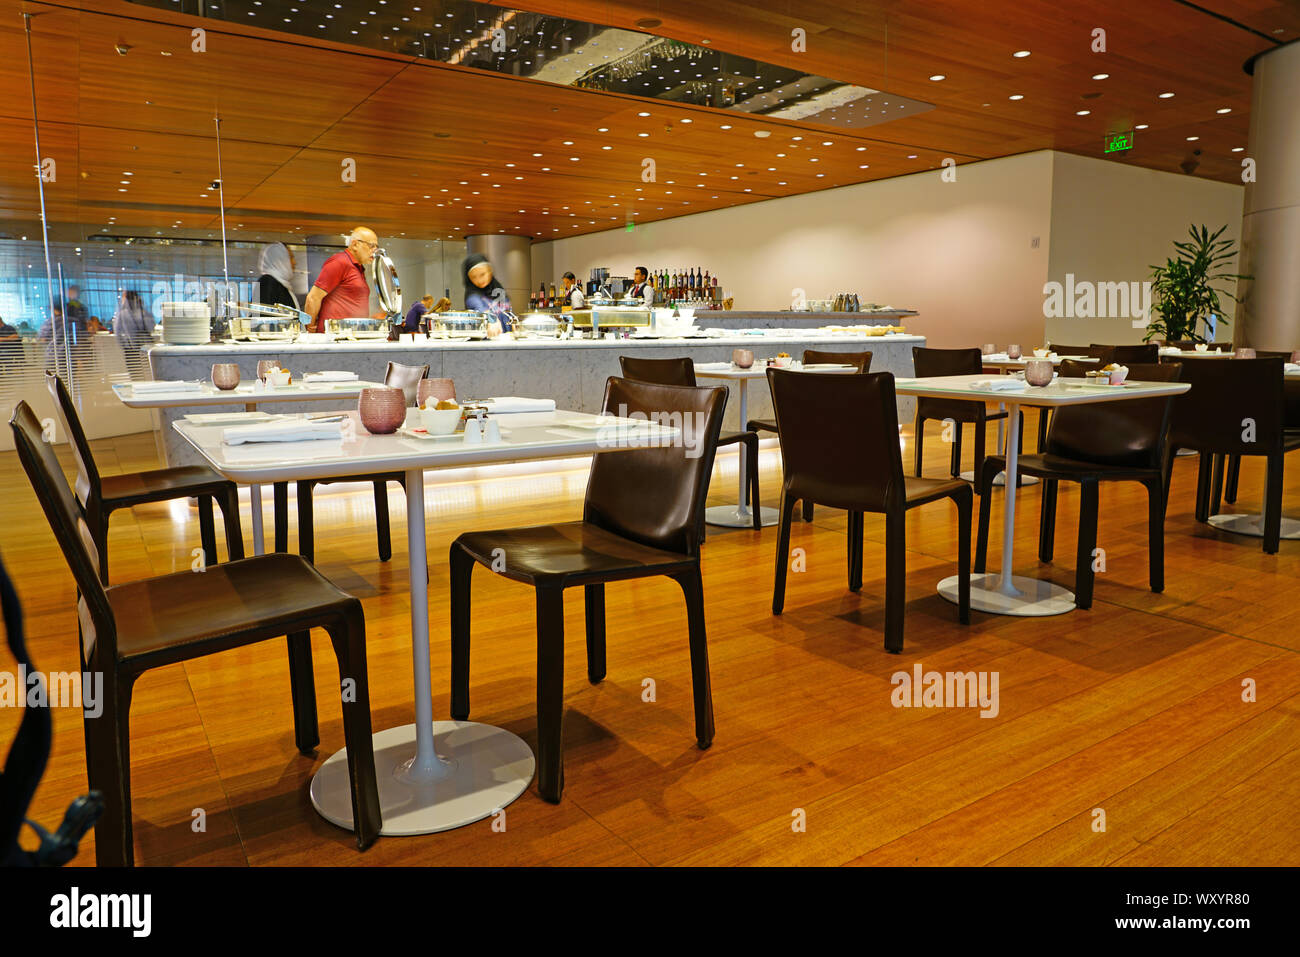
top-left (903, 476), bottom-right (973, 507)
top-left (108, 553), bottom-right (361, 666)
top-left (981, 452), bottom-right (1161, 483)
top-left (100, 465), bottom-right (233, 508)
top-left (455, 522), bottom-right (695, 588)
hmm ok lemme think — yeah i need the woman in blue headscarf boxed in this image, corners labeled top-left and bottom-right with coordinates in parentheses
top-left (462, 253), bottom-right (512, 335)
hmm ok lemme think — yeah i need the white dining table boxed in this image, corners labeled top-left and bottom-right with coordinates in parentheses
top-left (174, 408), bottom-right (679, 836)
top-left (694, 361), bottom-right (859, 527)
top-left (113, 378), bottom-right (385, 554)
top-left (893, 374), bottom-right (1191, 616)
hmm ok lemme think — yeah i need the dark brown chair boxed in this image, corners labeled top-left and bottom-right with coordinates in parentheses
top-left (45, 371), bottom-right (243, 584)
top-left (297, 361), bottom-right (430, 563)
top-left (1033, 347), bottom-right (1109, 450)
top-left (449, 377), bottom-right (727, 803)
top-left (1164, 357), bottom-right (1299, 553)
top-left (1223, 351), bottom-right (1299, 504)
top-left (618, 355), bottom-right (761, 530)
top-left (10, 401), bottom-right (381, 866)
top-left (1167, 340), bottom-right (1230, 352)
top-left (912, 347), bottom-right (1021, 486)
top-left (1094, 342), bottom-right (1159, 364)
top-left (746, 350), bottom-right (873, 522)
top-left (976, 362), bottom-right (1179, 608)
top-left (767, 368), bottom-right (971, 653)
top-left (1046, 344), bottom-right (1109, 359)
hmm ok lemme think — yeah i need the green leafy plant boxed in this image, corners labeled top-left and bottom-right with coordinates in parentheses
top-left (1145, 224), bottom-right (1249, 343)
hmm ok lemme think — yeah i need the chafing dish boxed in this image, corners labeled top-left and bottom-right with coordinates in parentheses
top-left (433, 311), bottom-right (491, 340)
top-left (575, 305), bottom-right (652, 330)
top-left (508, 312), bottom-right (570, 339)
top-left (326, 317), bottom-right (390, 340)
top-left (227, 315), bottom-right (300, 341)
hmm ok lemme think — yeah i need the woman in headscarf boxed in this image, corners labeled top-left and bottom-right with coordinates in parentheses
top-left (257, 242), bottom-right (299, 310)
top-left (462, 252), bottom-right (512, 335)
top-left (114, 289), bottom-right (154, 378)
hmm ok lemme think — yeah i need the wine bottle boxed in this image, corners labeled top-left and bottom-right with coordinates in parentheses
top-left (549, 281), bottom-right (557, 305)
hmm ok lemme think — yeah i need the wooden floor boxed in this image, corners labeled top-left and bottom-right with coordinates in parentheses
top-left (2, 418), bottom-right (1298, 866)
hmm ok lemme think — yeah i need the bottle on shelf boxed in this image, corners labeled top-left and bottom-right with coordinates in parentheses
top-left (549, 281), bottom-right (557, 305)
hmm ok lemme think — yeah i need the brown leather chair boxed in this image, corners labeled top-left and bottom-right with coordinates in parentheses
top-left (767, 368), bottom-right (971, 653)
top-left (1046, 344), bottom-right (1109, 359)
top-left (618, 354), bottom-right (761, 529)
top-left (449, 377), bottom-right (727, 803)
top-left (746, 349), bottom-right (873, 522)
top-left (296, 361), bottom-right (430, 563)
top-left (45, 371), bottom-right (242, 583)
top-left (10, 401), bottom-right (381, 866)
top-left (976, 362), bottom-right (1179, 608)
top-left (1222, 351), bottom-right (1299, 504)
top-left (1164, 357), bottom-right (1299, 553)
top-left (1034, 347), bottom-right (1109, 449)
top-left (912, 347), bottom-right (1021, 486)
top-left (1094, 342), bottom-right (1159, 364)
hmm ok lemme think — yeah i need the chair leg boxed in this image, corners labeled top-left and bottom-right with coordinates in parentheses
top-left (273, 482), bottom-right (289, 553)
top-left (535, 586), bottom-right (566, 803)
top-left (1209, 453), bottom-right (1225, 519)
top-left (955, 489), bottom-right (972, 625)
top-left (847, 510), bottom-right (864, 592)
top-left (90, 672), bottom-right (136, 867)
top-left (975, 460), bottom-right (997, 574)
top-left (218, 485), bottom-right (244, 561)
top-left (197, 495), bottom-right (217, 568)
top-left (584, 583), bottom-right (606, 684)
top-left (286, 630), bottom-right (319, 754)
top-left (801, 499), bottom-right (814, 522)
top-left (1037, 408), bottom-right (1050, 453)
top-left (1193, 453), bottom-right (1213, 523)
top-left (971, 418), bottom-right (985, 484)
top-left (1161, 444), bottom-right (1176, 522)
top-left (1039, 479), bottom-right (1059, 562)
top-left (913, 417), bottom-right (925, 477)
top-left (746, 436), bottom-right (762, 530)
top-left (324, 605), bottom-right (381, 851)
top-left (771, 490), bottom-right (797, 615)
top-left (884, 509), bottom-right (906, 653)
top-left (1144, 477), bottom-right (1165, 593)
top-left (673, 566), bottom-right (715, 749)
top-left (1224, 454), bottom-right (1241, 505)
top-left (297, 480), bottom-right (316, 564)
top-left (1074, 481), bottom-right (1100, 609)
top-left (449, 544), bottom-right (474, 720)
top-left (372, 479), bottom-right (392, 562)
top-left (950, 420), bottom-right (964, 479)
top-left (1263, 452), bottom-right (1283, 554)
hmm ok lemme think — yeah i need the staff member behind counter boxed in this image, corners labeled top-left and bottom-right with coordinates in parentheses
top-left (626, 266), bottom-right (654, 307)
top-left (560, 272), bottom-right (585, 309)
top-left (462, 253), bottom-right (511, 336)
top-left (303, 226), bottom-right (378, 333)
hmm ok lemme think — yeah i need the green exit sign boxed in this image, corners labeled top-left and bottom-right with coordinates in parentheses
top-left (1105, 130), bottom-right (1135, 153)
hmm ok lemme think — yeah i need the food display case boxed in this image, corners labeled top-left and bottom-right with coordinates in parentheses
top-left (433, 311), bottom-right (492, 340)
top-left (572, 305), bottom-right (652, 334)
top-left (226, 314), bottom-right (301, 342)
top-left (326, 317), bottom-right (390, 340)
top-left (508, 313), bottom-right (571, 339)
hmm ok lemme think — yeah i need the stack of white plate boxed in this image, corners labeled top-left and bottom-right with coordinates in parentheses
top-left (161, 302), bottom-right (212, 345)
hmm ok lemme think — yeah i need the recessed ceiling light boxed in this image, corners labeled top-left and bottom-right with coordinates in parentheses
top-left (1076, 110), bottom-right (1090, 116)
top-left (1009, 94), bottom-right (1024, 101)
top-left (637, 132), bottom-right (649, 137)
top-left (1159, 92), bottom-right (1175, 98)
top-left (720, 124), bottom-right (732, 130)
top-left (754, 130), bottom-right (771, 138)
top-left (1216, 107), bottom-right (1232, 114)
top-left (597, 127), bottom-right (609, 132)
top-left (791, 135), bottom-right (802, 141)
top-left (680, 118), bottom-right (692, 124)
top-left (1013, 50), bottom-right (1030, 57)
top-left (821, 141), bottom-right (833, 146)
top-left (907, 154), bottom-right (917, 159)
top-left (532, 152), bottom-right (542, 157)
top-left (1232, 147), bottom-right (1245, 152)
top-left (637, 111), bottom-right (650, 117)
top-left (563, 140), bottom-right (574, 145)
top-left (929, 74), bottom-right (945, 81)
top-left (1135, 123), bottom-right (1149, 130)
top-left (1186, 136), bottom-right (1199, 141)
top-left (1092, 73), bottom-right (1109, 80)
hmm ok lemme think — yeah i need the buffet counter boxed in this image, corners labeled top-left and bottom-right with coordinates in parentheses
top-left (698, 309), bottom-right (918, 329)
top-left (148, 331), bottom-right (925, 468)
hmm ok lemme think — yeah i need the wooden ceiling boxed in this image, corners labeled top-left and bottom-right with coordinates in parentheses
top-left (1, 0), bottom-right (1293, 244)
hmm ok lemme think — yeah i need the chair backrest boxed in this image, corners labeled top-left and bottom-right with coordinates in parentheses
top-left (617, 355), bottom-right (696, 387)
top-left (1169, 357), bottom-right (1285, 454)
top-left (1094, 343), bottom-right (1159, 364)
top-left (1049, 344), bottom-right (1111, 360)
top-left (912, 346), bottom-right (982, 377)
top-left (802, 349), bottom-right (872, 372)
top-left (384, 361), bottom-right (430, 407)
top-left (584, 377), bottom-right (726, 557)
top-left (768, 368), bottom-right (904, 511)
top-left (1168, 340), bottom-right (1230, 352)
top-left (1047, 363), bottom-right (1181, 467)
top-left (44, 371), bottom-right (100, 510)
top-left (9, 402), bottom-right (114, 671)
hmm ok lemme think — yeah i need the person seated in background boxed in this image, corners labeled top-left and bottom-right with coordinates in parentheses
top-left (0, 315), bottom-right (18, 341)
top-left (404, 294), bottom-right (435, 333)
top-left (87, 316), bottom-right (105, 334)
top-left (462, 253), bottom-right (511, 336)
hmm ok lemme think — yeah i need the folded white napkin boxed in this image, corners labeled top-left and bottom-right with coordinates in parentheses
top-left (693, 362), bottom-right (734, 371)
top-left (131, 380), bottom-right (203, 393)
top-left (303, 371), bottom-right (359, 382)
top-left (478, 397), bottom-right (556, 413)
top-left (969, 378), bottom-right (1029, 392)
top-left (981, 353), bottom-right (1011, 362)
top-left (1285, 363), bottom-right (1300, 373)
top-left (222, 420), bottom-right (343, 445)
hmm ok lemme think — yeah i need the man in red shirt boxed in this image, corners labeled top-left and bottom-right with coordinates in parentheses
top-left (304, 226), bottom-right (378, 332)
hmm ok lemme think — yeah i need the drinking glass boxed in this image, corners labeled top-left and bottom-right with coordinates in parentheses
top-left (256, 359), bottom-right (278, 383)
top-left (418, 378), bottom-right (457, 408)
top-left (732, 348), bottom-right (754, 369)
top-left (358, 387), bottom-right (406, 434)
top-left (1006, 343), bottom-right (1022, 360)
top-left (211, 363), bottom-right (240, 390)
top-left (981, 343), bottom-right (996, 355)
top-left (1024, 359), bottom-right (1054, 387)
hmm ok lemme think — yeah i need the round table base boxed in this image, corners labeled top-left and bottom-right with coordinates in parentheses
top-left (310, 721), bottom-right (535, 836)
top-left (705, 504), bottom-right (779, 528)
top-left (938, 573), bottom-right (1076, 616)
top-left (959, 470), bottom-right (1040, 487)
top-left (1206, 513), bottom-right (1300, 540)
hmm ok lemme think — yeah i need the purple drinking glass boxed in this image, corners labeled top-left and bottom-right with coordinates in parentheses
top-left (256, 359), bottom-right (279, 383)
top-left (1006, 343), bottom-right (1022, 360)
top-left (358, 387), bottom-right (406, 434)
top-left (1024, 359), bottom-right (1054, 387)
top-left (732, 348), bottom-right (754, 369)
top-left (211, 363), bottom-right (241, 390)
top-left (417, 378), bottom-right (457, 408)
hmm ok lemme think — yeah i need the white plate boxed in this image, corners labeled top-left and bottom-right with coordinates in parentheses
top-left (185, 411), bottom-right (276, 427)
top-left (398, 427), bottom-right (462, 441)
top-left (1072, 380), bottom-right (1129, 388)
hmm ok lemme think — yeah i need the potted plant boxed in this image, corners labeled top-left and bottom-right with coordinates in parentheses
top-left (1144, 224), bottom-right (1249, 344)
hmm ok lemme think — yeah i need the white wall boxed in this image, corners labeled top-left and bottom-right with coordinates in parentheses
top-left (1045, 152), bottom-right (1244, 346)
top-left (532, 151), bottom-right (1056, 349)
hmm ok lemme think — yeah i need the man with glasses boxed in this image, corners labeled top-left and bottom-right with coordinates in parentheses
top-left (304, 226), bottom-right (378, 333)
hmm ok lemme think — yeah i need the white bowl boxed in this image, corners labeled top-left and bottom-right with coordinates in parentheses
top-left (265, 370), bottom-right (290, 386)
top-left (422, 407), bottom-right (461, 435)
top-left (675, 307), bottom-right (696, 320)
